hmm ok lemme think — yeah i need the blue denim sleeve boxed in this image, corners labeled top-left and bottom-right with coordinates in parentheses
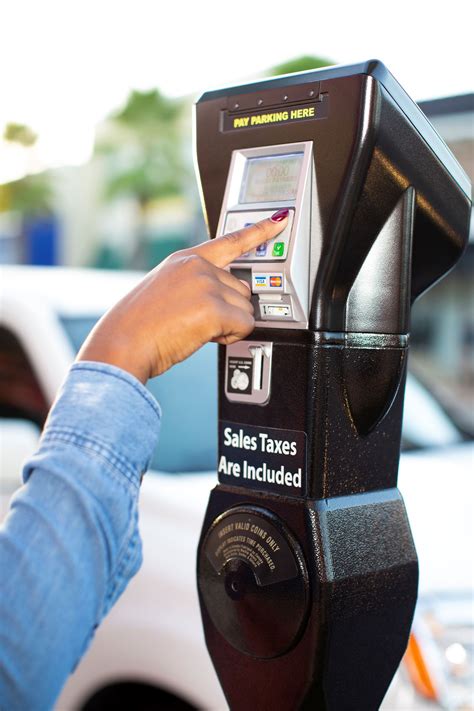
top-left (0, 362), bottom-right (161, 711)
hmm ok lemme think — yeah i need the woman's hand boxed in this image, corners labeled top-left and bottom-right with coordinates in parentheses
top-left (77, 210), bottom-right (289, 383)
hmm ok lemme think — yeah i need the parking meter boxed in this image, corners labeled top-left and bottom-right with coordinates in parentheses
top-left (194, 61), bottom-right (471, 710)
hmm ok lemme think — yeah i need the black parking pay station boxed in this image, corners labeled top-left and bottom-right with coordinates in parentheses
top-left (194, 61), bottom-right (471, 710)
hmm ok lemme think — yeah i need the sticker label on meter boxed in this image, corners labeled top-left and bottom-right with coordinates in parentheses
top-left (227, 357), bottom-right (253, 395)
top-left (205, 511), bottom-right (298, 586)
top-left (223, 98), bottom-right (329, 131)
top-left (252, 273), bottom-right (284, 291)
top-left (218, 421), bottom-right (306, 496)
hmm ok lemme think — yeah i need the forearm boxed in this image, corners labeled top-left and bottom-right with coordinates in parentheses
top-left (0, 363), bottom-right (160, 710)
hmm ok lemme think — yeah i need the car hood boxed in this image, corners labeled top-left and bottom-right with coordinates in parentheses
top-left (398, 442), bottom-right (474, 594)
top-left (145, 441), bottom-right (474, 596)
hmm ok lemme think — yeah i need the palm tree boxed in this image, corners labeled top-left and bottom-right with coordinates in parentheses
top-left (97, 89), bottom-right (188, 209)
top-left (95, 88), bottom-right (192, 267)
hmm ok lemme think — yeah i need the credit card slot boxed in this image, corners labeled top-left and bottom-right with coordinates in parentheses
top-left (230, 267), bottom-right (259, 312)
top-left (261, 304), bottom-right (292, 318)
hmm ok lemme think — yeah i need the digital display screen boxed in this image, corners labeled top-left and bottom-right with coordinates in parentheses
top-left (240, 153), bottom-right (303, 204)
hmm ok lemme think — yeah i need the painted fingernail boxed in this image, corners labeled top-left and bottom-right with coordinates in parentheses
top-left (270, 208), bottom-right (289, 222)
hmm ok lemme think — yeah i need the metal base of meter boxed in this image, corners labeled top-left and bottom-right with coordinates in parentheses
top-left (197, 487), bottom-right (418, 711)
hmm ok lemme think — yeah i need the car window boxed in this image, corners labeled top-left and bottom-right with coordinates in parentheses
top-left (0, 327), bottom-right (44, 498)
top-left (146, 344), bottom-right (217, 472)
top-left (60, 316), bottom-right (217, 473)
top-left (60, 316), bottom-right (99, 354)
top-left (0, 326), bottom-right (49, 426)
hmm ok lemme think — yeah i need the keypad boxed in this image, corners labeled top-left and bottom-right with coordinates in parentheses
top-left (223, 209), bottom-right (294, 261)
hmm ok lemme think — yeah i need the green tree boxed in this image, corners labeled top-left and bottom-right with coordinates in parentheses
top-left (1, 174), bottom-right (52, 215)
top-left (3, 122), bottom-right (38, 147)
top-left (268, 55), bottom-right (334, 77)
top-left (0, 123), bottom-right (52, 216)
top-left (97, 88), bottom-right (188, 208)
top-left (94, 88), bottom-right (194, 268)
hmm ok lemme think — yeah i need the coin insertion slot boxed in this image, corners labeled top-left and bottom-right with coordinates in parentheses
top-left (248, 345), bottom-right (264, 391)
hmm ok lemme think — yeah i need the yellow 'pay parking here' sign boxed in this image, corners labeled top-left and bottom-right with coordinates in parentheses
top-left (223, 100), bottom-right (328, 131)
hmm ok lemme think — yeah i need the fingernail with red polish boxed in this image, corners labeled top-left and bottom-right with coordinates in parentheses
top-left (270, 208), bottom-right (289, 222)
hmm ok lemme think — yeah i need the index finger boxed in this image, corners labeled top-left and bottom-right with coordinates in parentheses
top-left (192, 209), bottom-right (289, 268)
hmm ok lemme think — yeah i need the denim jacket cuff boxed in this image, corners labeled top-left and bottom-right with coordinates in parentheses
top-left (24, 361), bottom-right (161, 487)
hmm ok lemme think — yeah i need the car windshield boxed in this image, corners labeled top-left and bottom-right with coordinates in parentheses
top-left (60, 315), bottom-right (217, 473)
top-left (60, 315), bottom-right (462, 473)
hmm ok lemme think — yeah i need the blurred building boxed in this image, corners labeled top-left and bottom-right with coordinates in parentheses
top-left (411, 94), bottom-right (473, 432)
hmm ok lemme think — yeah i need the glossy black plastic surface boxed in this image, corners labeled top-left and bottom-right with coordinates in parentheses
top-left (195, 63), bottom-right (471, 334)
top-left (195, 62), bottom-right (471, 711)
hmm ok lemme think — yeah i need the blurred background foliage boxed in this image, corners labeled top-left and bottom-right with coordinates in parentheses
top-left (3, 122), bottom-right (38, 147)
top-left (268, 55), bottom-right (333, 76)
top-left (97, 89), bottom-right (188, 206)
top-left (1, 123), bottom-right (52, 215)
top-left (0, 55), bottom-right (333, 271)
top-left (1, 174), bottom-right (53, 216)
top-left (92, 88), bottom-right (192, 268)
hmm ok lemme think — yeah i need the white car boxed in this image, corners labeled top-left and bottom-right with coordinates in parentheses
top-left (1, 266), bottom-right (472, 711)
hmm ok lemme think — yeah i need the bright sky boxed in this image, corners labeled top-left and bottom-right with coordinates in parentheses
top-left (0, 0), bottom-right (472, 184)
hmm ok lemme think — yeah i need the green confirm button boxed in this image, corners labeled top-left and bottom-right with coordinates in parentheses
top-left (272, 242), bottom-right (285, 257)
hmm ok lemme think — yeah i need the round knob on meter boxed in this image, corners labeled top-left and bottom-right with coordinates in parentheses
top-left (198, 506), bottom-right (310, 659)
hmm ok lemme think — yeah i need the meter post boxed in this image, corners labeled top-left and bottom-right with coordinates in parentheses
top-left (194, 61), bottom-right (471, 711)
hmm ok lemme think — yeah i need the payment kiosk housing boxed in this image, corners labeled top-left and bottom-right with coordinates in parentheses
top-left (195, 61), bottom-right (471, 711)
